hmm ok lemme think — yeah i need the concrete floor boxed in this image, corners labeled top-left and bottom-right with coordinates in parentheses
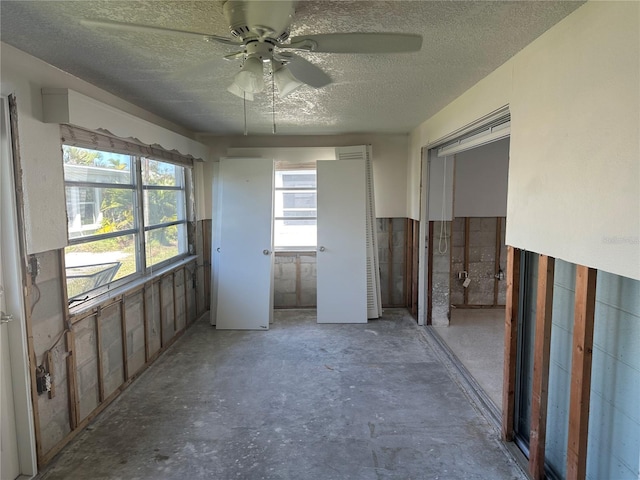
top-left (432, 308), bottom-right (504, 409)
top-left (37, 309), bottom-right (524, 480)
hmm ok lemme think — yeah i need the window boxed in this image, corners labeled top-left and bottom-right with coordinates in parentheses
top-left (274, 168), bottom-right (316, 249)
top-left (63, 145), bottom-right (189, 301)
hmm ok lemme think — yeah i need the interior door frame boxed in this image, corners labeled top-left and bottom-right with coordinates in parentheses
top-left (1, 94), bottom-right (38, 476)
top-left (417, 147), bottom-right (430, 326)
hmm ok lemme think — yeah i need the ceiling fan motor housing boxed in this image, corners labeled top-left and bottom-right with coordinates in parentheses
top-left (223, 0), bottom-right (295, 43)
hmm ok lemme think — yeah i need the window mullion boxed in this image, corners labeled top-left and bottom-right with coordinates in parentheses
top-left (134, 156), bottom-right (147, 272)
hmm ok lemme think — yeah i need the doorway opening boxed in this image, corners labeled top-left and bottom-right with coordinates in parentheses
top-left (421, 110), bottom-right (510, 419)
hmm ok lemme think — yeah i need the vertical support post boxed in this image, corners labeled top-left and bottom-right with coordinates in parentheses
top-left (121, 296), bottom-right (129, 381)
top-left (411, 220), bottom-right (419, 318)
top-left (529, 255), bottom-right (555, 479)
top-left (404, 219), bottom-right (411, 308)
top-left (142, 286), bottom-right (149, 363)
top-left (427, 221), bottom-right (434, 325)
top-left (501, 246), bottom-right (521, 441)
top-left (464, 217), bottom-right (470, 305)
top-left (387, 218), bottom-right (394, 306)
top-left (95, 310), bottom-right (105, 403)
top-left (172, 272), bottom-right (178, 334)
top-left (65, 329), bottom-right (79, 430)
top-left (158, 280), bottom-right (164, 348)
top-left (566, 265), bottom-right (597, 480)
top-left (295, 254), bottom-right (302, 307)
top-left (494, 217), bottom-right (502, 306)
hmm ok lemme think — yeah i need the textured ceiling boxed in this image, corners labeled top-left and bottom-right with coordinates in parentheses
top-left (0, 1), bottom-right (583, 136)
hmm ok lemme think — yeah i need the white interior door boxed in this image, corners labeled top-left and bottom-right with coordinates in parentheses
top-left (215, 158), bottom-right (274, 330)
top-left (316, 159), bottom-right (367, 324)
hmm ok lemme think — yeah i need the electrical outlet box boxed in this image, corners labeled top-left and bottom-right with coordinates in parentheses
top-left (36, 365), bottom-right (51, 395)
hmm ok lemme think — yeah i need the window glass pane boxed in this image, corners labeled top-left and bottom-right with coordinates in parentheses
top-left (274, 219), bottom-right (316, 248)
top-left (63, 146), bottom-right (133, 184)
top-left (283, 192), bottom-right (316, 209)
top-left (141, 158), bottom-right (183, 187)
top-left (145, 224), bottom-right (187, 267)
top-left (65, 234), bottom-right (137, 298)
top-left (66, 186), bottom-right (135, 239)
top-left (282, 173), bottom-right (316, 188)
top-left (143, 190), bottom-right (186, 226)
top-left (281, 212), bottom-right (316, 219)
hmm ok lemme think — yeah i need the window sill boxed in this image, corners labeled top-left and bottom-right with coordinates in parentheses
top-left (274, 248), bottom-right (317, 255)
top-left (68, 255), bottom-right (198, 317)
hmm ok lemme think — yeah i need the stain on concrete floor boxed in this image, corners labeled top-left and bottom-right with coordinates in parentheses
top-left (37, 309), bottom-right (525, 480)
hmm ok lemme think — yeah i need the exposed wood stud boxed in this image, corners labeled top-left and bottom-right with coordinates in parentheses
top-left (37, 259), bottom-right (198, 467)
top-left (158, 279), bottom-right (164, 348)
top-left (412, 221), bottom-right (419, 317)
top-left (501, 246), bottom-right (521, 441)
top-left (121, 296), bottom-right (129, 381)
top-left (566, 265), bottom-right (597, 480)
top-left (427, 221), bottom-right (434, 325)
top-left (464, 217), bottom-right (470, 306)
top-left (46, 350), bottom-right (55, 399)
top-left (95, 310), bottom-right (105, 403)
top-left (404, 219), bottom-right (411, 308)
top-left (295, 255), bottom-right (302, 307)
top-left (529, 255), bottom-right (556, 480)
top-left (172, 272), bottom-right (178, 334)
top-left (183, 267), bottom-right (189, 324)
top-left (388, 218), bottom-right (394, 306)
top-left (494, 218), bottom-right (502, 306)
top-left (142, 286), bottom-right (149, 363)
top-left (65, 329), bottom-right (79, 430)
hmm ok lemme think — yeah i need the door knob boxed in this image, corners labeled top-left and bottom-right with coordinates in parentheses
top-left (263, 249), bottom-right (271, 255)
top-left (216, 247), bottom-right (221, 253)
top-left (319, 246), bottom-right (326, 252)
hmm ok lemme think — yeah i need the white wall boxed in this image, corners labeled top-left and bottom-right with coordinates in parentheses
top-left (453, 138), bottom-right (509, 218)
top-left (409, 2), bottom-right (639, 280)
top-left (427, 153), bottom-right (454, 221)
top-left (0, 44), bottom-right (211, 252)
top-left (198, 134), bottom-right (409, 219)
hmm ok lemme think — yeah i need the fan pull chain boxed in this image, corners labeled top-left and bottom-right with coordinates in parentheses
top-left (271, 71), bottom-right (277, 134)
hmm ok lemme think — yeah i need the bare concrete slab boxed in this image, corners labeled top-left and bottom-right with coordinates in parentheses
top-left (37, 309), bottom-right (525, 480)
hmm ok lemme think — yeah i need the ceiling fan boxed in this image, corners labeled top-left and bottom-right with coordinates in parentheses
top-left (80, 0), bottom-right (423, 101)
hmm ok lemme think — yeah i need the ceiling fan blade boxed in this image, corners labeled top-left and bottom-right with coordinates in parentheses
top-left (80, 19), bottom-right (241, 47)
top-left (283, 33), bottom-right (422, 54)
top-left (285, 54), bottom-right (332, 89)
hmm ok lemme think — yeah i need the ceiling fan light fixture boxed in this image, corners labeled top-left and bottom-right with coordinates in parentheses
top-left (273, 63), bottom-right (303, 97)
top-left (234, 55), bottom-right (265, 93)
top-left (227, 82), bottom-right (254, 101)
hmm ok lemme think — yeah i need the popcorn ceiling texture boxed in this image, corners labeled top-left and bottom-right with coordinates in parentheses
top-left (0, 1), bottom-right (582, 135)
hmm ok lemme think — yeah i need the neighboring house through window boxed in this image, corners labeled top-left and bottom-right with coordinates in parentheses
top-left (63, 143), bottom-right (189, 302)
top-left (274, 167), bottom-right (317, 249)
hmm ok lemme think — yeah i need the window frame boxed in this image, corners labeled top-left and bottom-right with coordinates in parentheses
top-left (273, 167), bottom-right (317, 251)
top-left (62, 142), bottom-right (193, 304)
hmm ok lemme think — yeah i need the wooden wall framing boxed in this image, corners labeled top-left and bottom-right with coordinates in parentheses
top-left (501, 246), bottom-right (521, 441)
top-left (501, 250), bottom-right (599, 480)
top-left (34, 259), bottom-right (199, 467)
